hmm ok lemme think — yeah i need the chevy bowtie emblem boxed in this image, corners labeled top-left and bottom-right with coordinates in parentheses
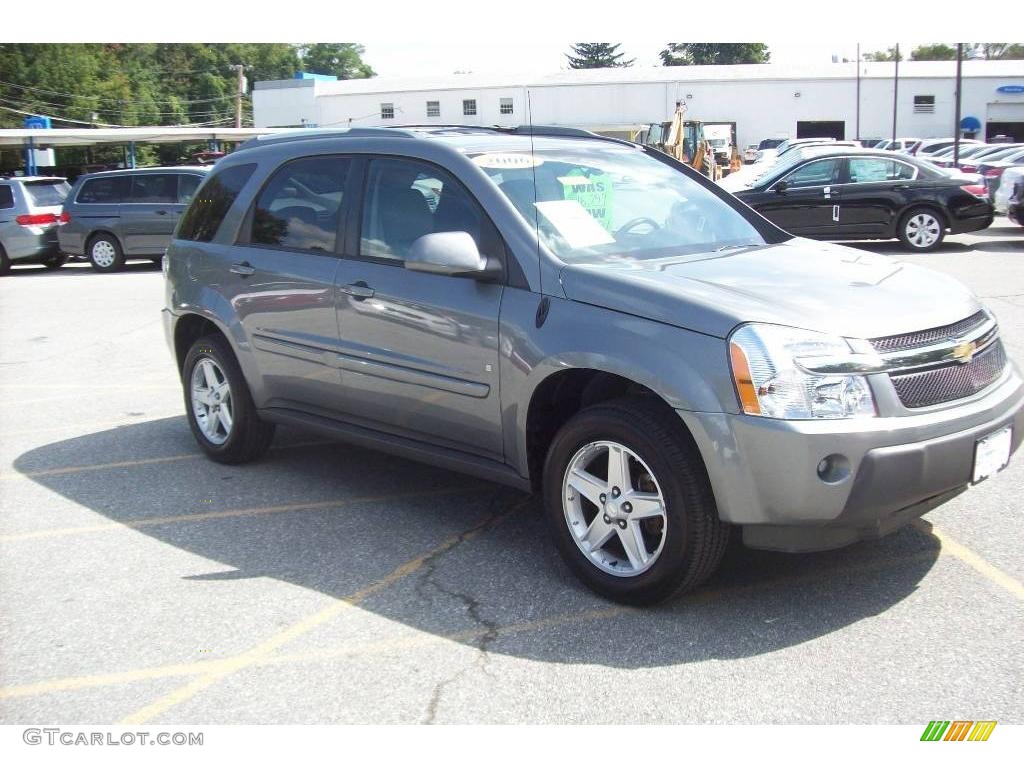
top-left (952, 339), bottom-right (977, 364)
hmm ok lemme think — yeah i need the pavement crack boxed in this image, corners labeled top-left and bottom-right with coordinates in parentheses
top-left (420, 492), bottom-right (530, 724)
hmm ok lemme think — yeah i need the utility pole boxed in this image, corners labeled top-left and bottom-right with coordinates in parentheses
top-left (953, 43), bottom-right (964, 165)
top-left (891, 43), bottom-right (899, 143)
top-left (855, 43), bottom-right (861, 141)
top-left (231, 64), bottom-right (245, 128)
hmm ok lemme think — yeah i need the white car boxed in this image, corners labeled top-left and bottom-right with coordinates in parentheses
top-left (743, 144), bottom-right (759, 163)
top-left (875, 137), bottom-right (920, 153)
top-left (994, 166), bottom-right (1024, 214)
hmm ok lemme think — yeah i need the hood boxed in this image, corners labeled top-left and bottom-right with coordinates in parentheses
top-left (559, 238), bottom-right (980, 340)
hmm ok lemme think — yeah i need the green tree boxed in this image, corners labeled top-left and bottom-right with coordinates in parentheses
top-left (298, 44), bottom-right (374, 79)
top-left (910, 43), bottom-right (957, 61)
top-left (971, 43), bottom-right (1024, 59)
top-left (566, 43), bottom-right (635, 69)
top-left (660, 43), bottom-right (769, 66)
top-left (862, 46), bottom-right (903, 62)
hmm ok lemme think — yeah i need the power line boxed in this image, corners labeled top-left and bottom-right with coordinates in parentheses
top-left (0, 78), bottom-right (241, 106)
top-left (0, 103), bottom-right (241, 128)
top-left (0, 94), bottom-right (240, 120)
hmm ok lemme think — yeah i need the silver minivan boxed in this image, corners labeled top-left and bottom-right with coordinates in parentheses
top-left (0, 176), bottom-right (71, 274)
top-left (59, 166), bottom-right (208, 272)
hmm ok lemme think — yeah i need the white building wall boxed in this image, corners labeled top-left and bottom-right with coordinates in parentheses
top-left (253, 63), bottom-right (1024, 149)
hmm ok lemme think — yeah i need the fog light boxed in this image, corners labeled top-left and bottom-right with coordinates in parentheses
top-left (816, 454), bottom-right (851, 484)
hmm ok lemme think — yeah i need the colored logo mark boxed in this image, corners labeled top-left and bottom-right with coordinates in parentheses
top-left (920, 721), bottom-right (997, 742)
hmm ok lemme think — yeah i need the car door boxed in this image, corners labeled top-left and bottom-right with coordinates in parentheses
top-left (123, 173), bottom-right (179, 254)
top-left (754, 157), bottom-right (843, 236)
top-left (228, 155), bottom-right (355, 413)
top-left (833, 157), bottom-right (916, 237)
top-left (332, 156), bottom-right (505, 460)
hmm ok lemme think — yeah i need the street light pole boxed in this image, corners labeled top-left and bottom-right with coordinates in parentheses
top-left (953, 43), bottom-right (964, 165)
top-left (855, 43), bottom-right (861, 141)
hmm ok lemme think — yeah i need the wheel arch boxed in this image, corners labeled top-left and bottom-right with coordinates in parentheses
top-left (86, 229), bottom-right (126, 253)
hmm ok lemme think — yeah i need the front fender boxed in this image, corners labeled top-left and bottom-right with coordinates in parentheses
top-left (498, 289), bottom-right (736, 477)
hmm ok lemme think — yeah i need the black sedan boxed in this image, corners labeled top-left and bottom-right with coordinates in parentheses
top-left (732, 148), bottom-right (993, 251)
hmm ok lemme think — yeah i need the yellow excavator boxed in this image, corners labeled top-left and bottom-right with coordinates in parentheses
top-left (634, 102), bottom-right (741, 180)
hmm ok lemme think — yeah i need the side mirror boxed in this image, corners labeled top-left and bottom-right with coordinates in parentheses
top-left (774, 180), bottom-right (788, 194)
top-left (405, 231), bottom-right (502, 281)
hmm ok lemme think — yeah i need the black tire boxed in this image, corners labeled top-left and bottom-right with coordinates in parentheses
top-left (182, 334), bottom-right (275, 464)
top-left (86, 233), bottom-right (125, 272)
top-left (41, 253), bottom-right (67, 270)
top-left (542, 397), bottom-right (729, 605)
top-left (897, 206), bottom-right (946, 252)
top-left (0, 244), bottom-right (10, 275)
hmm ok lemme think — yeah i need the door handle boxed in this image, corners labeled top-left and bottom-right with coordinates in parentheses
top-left (893, 184), bottom-right (910, 191)
top-left (155, 209), bottom-right (168, 215)
top-left (341, 282), bottom-right (375, 300)
top-left (230, 261), bottom-right (255, 276)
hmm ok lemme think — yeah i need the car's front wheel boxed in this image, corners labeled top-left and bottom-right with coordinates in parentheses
top-left (543, 397), bottom-right (729, 605)
top-left (898, 207), bottom-right (946, 252)
top-left (183, 334), bottom-right (275, 464)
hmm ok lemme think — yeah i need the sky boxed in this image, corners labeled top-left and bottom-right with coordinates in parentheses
top-left (360, 42), bottom-right (927, 78)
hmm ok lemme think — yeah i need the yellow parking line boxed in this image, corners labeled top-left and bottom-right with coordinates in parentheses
top-left (0, 544), bottom-right (936, 704)
top-left (117, 507), bottom-right (517, 725)
top-left (0, 440), bottom-right (331, 482)
top-left (0, 486), bottom-right (481, 543)
top-left (911, 518), bottom-right (1024, 600)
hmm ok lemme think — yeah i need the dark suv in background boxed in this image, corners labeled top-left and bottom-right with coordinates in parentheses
top-left (59, 166), bottom-right (208, 272)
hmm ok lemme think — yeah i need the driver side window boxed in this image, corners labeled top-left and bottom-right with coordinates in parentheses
top-left (781, 158), bottom-right (842, 189)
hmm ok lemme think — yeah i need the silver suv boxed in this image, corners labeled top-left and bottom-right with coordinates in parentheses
top-left (0, 176), bottom-right (70, 274)
top-left (163, 126), bottom-right (1023, 604)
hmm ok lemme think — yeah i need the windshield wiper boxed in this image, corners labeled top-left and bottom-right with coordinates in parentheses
top-left (714, 243), bottom-right (758, 252)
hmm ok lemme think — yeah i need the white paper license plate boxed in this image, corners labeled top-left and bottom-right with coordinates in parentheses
top-left (973, 427), bottom-right (1012, 483)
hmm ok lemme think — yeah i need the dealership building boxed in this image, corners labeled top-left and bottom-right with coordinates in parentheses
top-left (253, 60), bottom-right (1024, 148)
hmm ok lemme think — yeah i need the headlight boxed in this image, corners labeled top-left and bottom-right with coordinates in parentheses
top-left (729, 324), bottom-right (877, 419)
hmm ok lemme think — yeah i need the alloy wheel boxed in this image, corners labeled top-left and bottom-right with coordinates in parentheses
top-left (905, 213), bottom-right (941, 249)
top-left (190, 357), bottom-right (233, 445)
top-left (91, 240), bottom-right (117, 268)
top-left (562, 440), bottom-right (668, 577)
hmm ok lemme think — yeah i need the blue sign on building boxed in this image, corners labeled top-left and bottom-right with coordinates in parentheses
top-left (960, 116), bottom-right (982, 132)
top-left (996, 85), bottom-right (1024, 94)
top-left (23, 115), bottom-right (52, 129)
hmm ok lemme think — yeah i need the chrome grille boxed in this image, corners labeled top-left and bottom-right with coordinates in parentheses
top-left (891, 340), bottom-right (1006, 408)
top-left (869, 311), bottom-right (987, 354)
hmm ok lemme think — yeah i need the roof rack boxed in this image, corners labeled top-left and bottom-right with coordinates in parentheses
top-left (237, 126), bottom-right (420, 150)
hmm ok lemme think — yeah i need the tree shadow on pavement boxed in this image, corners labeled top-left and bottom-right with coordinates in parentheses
top-left (13, 416), bottom-right (940, 669)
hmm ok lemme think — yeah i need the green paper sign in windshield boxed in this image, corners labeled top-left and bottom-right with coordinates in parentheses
top-left (559, 172), bottom-right (614, 230)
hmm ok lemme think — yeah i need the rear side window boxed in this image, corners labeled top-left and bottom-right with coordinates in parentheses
top-left (178, 174), bottom-right (203, 204)
top-left (250, 156), bottom-right (352, 252)
top-left (77, 176), bottom-right (128, 204)
top-left (0, 185), bottom-right (12, 209)
top-left (24, 180), bottom-right (70, 206)
top-left (129, 174), bottom-right (177, 204)
top-left (178, 164), bottom-right (256, 243)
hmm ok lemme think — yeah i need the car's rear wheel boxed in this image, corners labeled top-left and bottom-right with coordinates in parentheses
top-left (0, 244), bottom-right (10, 275)
top-left (183, 334), bottom-right (275, 464)
top-left (898, 207), bottom-right (946, 252)
top-left (87, 234), bottom-right (125, 272)
top-left (41, 253), bottom-right (67, 270)
top-left (543, 397), bottom-right (729, 605)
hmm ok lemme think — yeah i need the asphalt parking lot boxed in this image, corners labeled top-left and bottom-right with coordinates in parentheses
top-left (1, 221), bottom-right (1022, 725)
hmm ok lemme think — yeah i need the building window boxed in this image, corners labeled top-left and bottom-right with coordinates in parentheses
top-left (463, 99), bottom-right (477, 116)
top-left (499, 97), bottom-right (514, 115)
top-left (381, 102), bottom-right (395, 120)
top-left (913, 95), bottom-right (935, 114)
top-left (426, 101), bottom-right (440, 118)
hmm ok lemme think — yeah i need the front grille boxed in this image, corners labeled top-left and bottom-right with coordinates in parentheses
top-left (891, 340), bottom-right (1007, 408)
top-left (870, 311), bottom-right (987, 354)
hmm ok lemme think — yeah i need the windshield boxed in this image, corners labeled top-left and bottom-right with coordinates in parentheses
top-left (24, 179), bottom-right (70, 207)
top-left (758, 138), bottom-right (784, 150)
top-left (472, 145), bottom-right (766, 263)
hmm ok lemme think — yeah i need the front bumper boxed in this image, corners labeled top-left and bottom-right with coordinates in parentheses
top-left (678, 368), bottom-right (1024, 552)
